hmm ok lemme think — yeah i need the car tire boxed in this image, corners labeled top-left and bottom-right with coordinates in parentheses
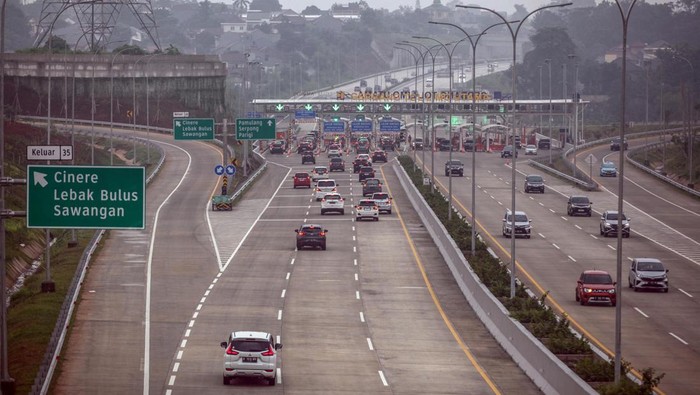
top-left (341, 210), bottom-right (345, 215)
top-left (575, 291), bottom-right (579, 302)
top-left (567, 209), bottom-right (572, 216)
top-left (223, 376), bottom-right (231, 385)
top-left (321, 243), bottom-right (326, 251)
top-left (268, 378), bottom-right (276, 386)
top-left (628, 280), bottom-right (633, 288)
top-left (633, 285), bottom-right (639, 292)
top-left (611, 301), bottom-right (616, 307)
top-left (587, 212), bottom-right (591, 217)
top-left (600, 228), bottom-right (604, 236)
top-left (321, 210), bottom-right (325, 215)
top-left (388, 210), bottom-right (392, 214)
top-left (374, 217), bottom-right (379, 221)
top-left (624, 233), bottom-right (630, 238)
top-left (526, 234), bottom-right (531, 239)
top-left (296, 243), bottom-right (302, 250)
top-left (663, 288), bottom-right (669, 293)
top-left (580, 297), bottom-right (586, 306)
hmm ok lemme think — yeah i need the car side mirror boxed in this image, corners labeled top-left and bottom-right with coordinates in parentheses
top-left (324, 229), bottom-right (328, 233)
top-left (275, 343), bottom-right (283, 350)
top-left (220, 341), bottom-right (228, 348)
top-left (502, 219), bottom-right (506, 222)
top-left (294, 229), bottom-right (299, 233)
top-left (666, 269), bottom-right (669, 273)
top-left (577, 280), bottom-right (582, 285)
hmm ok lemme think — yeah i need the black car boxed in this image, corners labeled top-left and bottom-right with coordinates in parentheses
top-left (358, 166), bottom-right (375, 182)
top-left (270, 141), bottom-right (285, 154)
top-left (501, 145), bottom-right (518, 158)
top-left (301, 153), bottom-right (315, 165)
top-left (538, 138), bottom-right (551, 149)
top-left (610, 138), bottom-right (628, 151)
top-left (380, 139), bottom-right (394, 151)
top-left (329, 157), bottom-right (345, 172)
top-left (353, 158), bottom-right (371, 173)
top-left (295, 224), bottom-right (327, 250)
top-left (567, 195), bottom-right (592, 216)
top-left (524, 175), bottom-right (545, 193)
top-left (362, 178), bottom-right (382, 197)
top-left (297, 142), bottom-right (313, 154)
top-left (463, 140), bottom-right (475, 151)
top-left (412, 138), bottom-right (424, 150)
top-left (444, 160), bottom-right (464, 176)
top-left (439, 139), bottom-right (452, 151)
top-left (372, 150), bottom-right (387, 163)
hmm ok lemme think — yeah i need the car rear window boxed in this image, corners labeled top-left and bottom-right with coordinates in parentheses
top-left (360, 167), bottom-right (373, 172)
top-left (301, 225), bottom-right (323, 235)
top-left (373, 193), bottom-right (388, 199)
top-left (324, 194), bottom-right (341, 201)
top-left (358, 200), bottom-right (375, 207)
top-left (330, 158), bottom-right (343, 163)
top-left (365, 179), bottom-right (380, 186)
top-left (317, 180), bottom-right (335, 187)
top-left (232, 339), bottom-right (270, 352)
top-left (295, 173), bottom-right (308, 178)
top-left (315, 168), bottom-right (327, 173)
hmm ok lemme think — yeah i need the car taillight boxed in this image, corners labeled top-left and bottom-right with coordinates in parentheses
top-left (226, 345), bottom-right (239, 355)
top-left (298, 231), bottom-right (305, 236)
top-left (261, 346), bottom-right (275, 357)
top-left (332, 188), bottom-right (336, 192)
top-left (373, 206), bottom-right (378, 210)
top-left (316, 188), bottom-right (321, 192)
top-left (319, 231), bottom-right (326, 236)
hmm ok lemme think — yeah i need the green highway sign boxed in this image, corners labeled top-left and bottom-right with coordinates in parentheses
top-left (332, 104), bottom-right (341, 111)
top-left (304, 104), bottom-right (313, 111)
top-left (173, 118), bottom-right (214, 140)
top-left (275, 104), bottom-right (284, 111)
top-left (383, 103), bottom-right (393, 111)
top-left (236, 118), bottom-right (276, 140)
top-left (27, 165), bottom-right (145, 229)
top-left (356, 104), bottom-right (365, 111)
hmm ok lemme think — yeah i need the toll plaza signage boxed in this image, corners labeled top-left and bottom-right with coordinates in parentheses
top-left (336, 90), bottom-right (493, 102)
top-left (26, 165), bottom-right (145, 229)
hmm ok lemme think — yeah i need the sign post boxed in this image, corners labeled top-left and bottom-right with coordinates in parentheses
top-left (27, 165), bottom-right (146, 229)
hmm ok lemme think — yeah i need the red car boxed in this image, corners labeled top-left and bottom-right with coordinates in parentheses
top-left (575, 270), bottom-right (616, 306)
top-left (293, 172), bottom-right (311, 189)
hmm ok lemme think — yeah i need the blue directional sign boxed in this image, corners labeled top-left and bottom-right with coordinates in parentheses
top-left (323, 121), bottom-right (345, 133)
top-left (351, 120), bottom-right (373, 132)
top-left (246, 112), bottom-right (262, 118)
top-left (379, 120), bottom-right (401, 132)
top-left (225, 165), bottom-right (236, 176)
top-left (214, 165), bottom-right (225, 175)
top-left (295, 109), bottom-right (316, 118)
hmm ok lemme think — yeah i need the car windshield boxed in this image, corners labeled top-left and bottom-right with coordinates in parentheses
top-left (527, 176), bottom-right (543, 182)
top-left (447, 161), bottom-right (462, 165)
top-left (373, 193), bottom-right (389, 199)
top-left (507, 214), bottom-right (529, 222)
top-left (605, 212), bottom-right (626, 220)
top-left (583, 273), bottom-right (613, 284)
top-left (231, 339), bottom-right (269, 352)
top-left (571, 196), bottom-right (589, 204)
top-left (602, 163), bottom-right (615, 169)
top-left (638, 261), bottom-right (665, 271)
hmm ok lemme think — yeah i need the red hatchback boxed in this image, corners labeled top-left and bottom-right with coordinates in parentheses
top-left (293, 172), bottom-right (311, 189)
top-left (575, 270), bottom-right (616, 306)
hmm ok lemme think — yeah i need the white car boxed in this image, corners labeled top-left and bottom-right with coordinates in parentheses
top-left (356, 153), bottom-right (372, 164)
top-left (311, 166), bottom-right (329, 181)
top-left (371, 192), bottom-right (392, 214)
top-left (356, 199), bottom-right (379, 221)
top-left (524, 144), bottom-right (538, 155)
top-left (328, 148), bottom-right (341, 157)
top-left (321, 193), bottom-right (345, 215)
top-left (220, 331), bottom-right (282, 386)
top-left (314, 179), bottom-right (338, 201)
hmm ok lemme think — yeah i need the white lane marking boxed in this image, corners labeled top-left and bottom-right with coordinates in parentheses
top-left (192, 312), bottom-right (199, 319)
top-left (529, 196), bottom-right (534, 200)
top-left (304, 218), bottom-right (308, 223)
top-left (549, 209), bottom-right (555, 213)
top-left (356, 291), bottom-right (360, 300)
top-left (207, 284), bottom-right (214, 290)
top-left (568, 255), bottom-right (577, 262)
top-left (278, 310), bottom-right (283, 320)
top-left (180, 339), bottom-right (187, 348)
top-left (168, 375), bottom-right (176, 386)
top-left (306, 211), bottom-right (309, 216)
top-left (497, 201), bottom-right (503, 206)
top-left (281, 289), bottom-right (286, 298)
top-left (634, 307), bottom-right (649, 318)
top-left (539, 202), bottom-right (544, 206)
top-left (195, 304), bottom-right (202, 311)
top-left (538, 233), bottom-right (546, 239)
top-left (144, 142), bottom-right (192, 395)
top-left (669, 332), bottom-right (689, 345)
top-left (561, 216), bottom-right (568, 221)
top-left (608, 245), bottom-right (616, 251)
top-left (552, 243), bottom-right (560, 250)
top-left (360, 312), bottom-right (365, 322)
top-left (354, 259), bottom-right (358, 266)
top-left (212, 278), bottom-right (218, 284)
top-left (678, 288), bottom-right (693, 298)
top-left (353, 235), bottom-right (356, 241)
top-left (277, 368), bottom-right (282, 384)
top-left (173, 362), bottom-right (180, 372)
top-left (590, 234), bottom-right (598, 240)
top-left (204, 290), bottom-right (210, 297)
top-left (276, 335), bottom-right (281, 344)
top-left (290, 258), bottom-right (295, 265)
top-left (200, 297), bottom-right (206, 304)
top-left (352, 226), bottom-right (356, 231)
top-left (353, 246), bottom-right (357, 253)
top-left (176, 350), bottom-right (183, 360)
top-left (188, 320), bottom-right (194, 328)
top-left (165, 390), bottom-right (172, 395)
top-left (378, 371), bottom-right (388, 386)
top-left (286, 272), bottom-right (291, 280)
top-left (216, 272), bottom-right (222, 278)
top-left (367, 338), bottom-right (374, 351)
top-left (185, 329), bottom-right (190, 337)
top-left (354, 273), bottom-right (359, 281)
top-left (575, 225), bottom-right (582, 230)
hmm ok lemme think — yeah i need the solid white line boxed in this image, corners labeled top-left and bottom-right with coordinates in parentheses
top-left (669, 332), bottom-right (689, 345)
top-left (367, 338), bottom-right (374, 350)
top-left (678, 288), bottom-right (693, 298)
top-left (185, 329), bottom-right (190, 337)
top-left (286, 272), bottom-right (291, 280)
top-left (378, 371), bottom-right (388, 386)
top-left (144, 142), bottom-right (192, 395)
top-left (173, 362), bottom-right (180, 372)
top-left (176, 350), bottom-right (183, 360)
top-left (552, 243), bottom-right (560, 250)
top-left (278, 310), bottom-right (283, 320)
top-left (180, 339), bottom-right (187, 348)
top-left (168, 375), bottom-right (176, 386)
top-left (634, 307), bottom-right (649, 318)
top-left (575, 225), bottom-right (582, 230)
top-left (356, 291), bottom-right (360, 299)
top-left (568, 255), bottom-right (577, 262)
top-left (360, 312), bottom-right (365, 322)
top-left (281, 289), bottom-right (286, 298)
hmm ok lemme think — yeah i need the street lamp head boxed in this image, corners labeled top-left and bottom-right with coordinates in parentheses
top-left (544, 58), bottom-right (551, 64)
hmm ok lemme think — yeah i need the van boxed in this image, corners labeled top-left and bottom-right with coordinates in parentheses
top-left (538, 138), bottom-right (551, 149)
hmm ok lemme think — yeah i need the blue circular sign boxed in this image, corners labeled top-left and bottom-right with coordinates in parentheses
top-left (214, 165), bottom-right (225, 175)
top-left (225, 165), bottom-right (236, 176)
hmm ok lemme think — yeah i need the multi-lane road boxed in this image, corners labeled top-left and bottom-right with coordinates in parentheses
top-left (411, 132), bottom-right (700, 394)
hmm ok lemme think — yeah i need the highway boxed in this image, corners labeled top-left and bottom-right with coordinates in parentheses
top-left (412, 134), bottom-right (700, 394)
top-left (51, 124), bottom-right (540, 394)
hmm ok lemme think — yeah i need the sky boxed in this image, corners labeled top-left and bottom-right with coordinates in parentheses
top-left (277, 0), bottom-right (672, 14)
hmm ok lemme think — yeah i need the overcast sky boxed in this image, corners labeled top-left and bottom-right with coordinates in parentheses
top-left (277, 0), bottom-right (672, 14)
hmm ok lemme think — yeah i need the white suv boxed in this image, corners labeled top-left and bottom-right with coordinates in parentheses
top-left (356, 199), bottom-right (379, 221)
top-left (321, 193), bottom-right (345, 215)
top-left (371, 192), bottom-right (392, 214)
top-left (314, 179), bottom-right (338, 201)
top-left (502, 210), bottom-right (532, 238)
top-left (220, 331), bottom-right (282, 386)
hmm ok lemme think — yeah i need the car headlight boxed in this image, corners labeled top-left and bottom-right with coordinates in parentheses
top-left (604, 222), bottom-right (612, 228)
top-left (623, 223), bottom-right (630, 228)
top-left (607, 289), bottom-right (616, 294)
top-left (583, 287), bottom-right (593, 293)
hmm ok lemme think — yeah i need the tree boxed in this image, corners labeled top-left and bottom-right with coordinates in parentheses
top-left (233, 0), bottom-right (250, 13)
top-left (112, 44), bottom-right (147, 55)
top-left (302, 5), bottom-right (321, 15)
top-left (249, 0), bottom-right (281, 12)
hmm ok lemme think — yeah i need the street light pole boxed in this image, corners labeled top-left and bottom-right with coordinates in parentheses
top-left (545, 59), bottom-right (553, 165)
top-left (458, 2), bottom-right (573, 299)
top-left (145, 53), bottom-right (164, 165)
top-left (398, 42), bottom-right (431, 177)
top-left (110, 48), bottom-right (131, 165)
top-left (569, 54), bottom-right (578, 177)
top-left (393, 46), bottom-right (420, 168)
top-left (430, 20), bottom-right (516, 255)
top-left (673, 53), bottom-right (695, 187)
top-left (613, 0), bottom-right (640, 383)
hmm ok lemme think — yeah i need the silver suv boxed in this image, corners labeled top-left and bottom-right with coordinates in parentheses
top-left (502, 210), bottom-right (532, 238)
top-left (600, 210), bottom-right (630, 238)
top-left (628, 258), bottom-right (669, 292)
top-left (220, 331), bottom-right (282, 386)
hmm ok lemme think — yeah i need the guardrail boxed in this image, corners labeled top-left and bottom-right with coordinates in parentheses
top-left (625, 141), bottom-right (700, 197)
top-left (394, 162), bottom-right (596, 395)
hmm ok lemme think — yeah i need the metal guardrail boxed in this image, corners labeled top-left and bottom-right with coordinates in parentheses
top-left (626, 141), bottom-right (700, 197)
top-left (394, 162), bottom-right (596, 395)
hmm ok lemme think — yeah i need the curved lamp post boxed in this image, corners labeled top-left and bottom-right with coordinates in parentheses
top-left (393, 45), bottom-right (420, 168)
top-left (457, 2), bottom-right (573, 300)
top-left (110, 47), bottom-right (133, 165)
top-left (544, 59), bottom-right (553, 165)
top-left (145, 53), bottom-right (164, 164)
top-left (429, 20), bottom-right (516, 254)
top-left (673, 53), bottom-right (695, 188)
